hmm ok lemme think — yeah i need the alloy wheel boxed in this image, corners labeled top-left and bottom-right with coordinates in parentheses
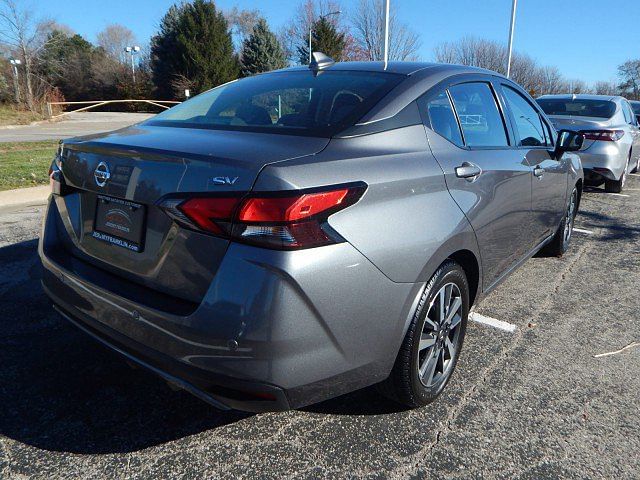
top-left (417, 282), bottom-right (463, 387)
top-left (563, 189), bottom-right (577, 246)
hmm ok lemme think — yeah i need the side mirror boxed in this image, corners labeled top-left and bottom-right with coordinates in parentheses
top-left (554, 129), bottom-right (584, 158)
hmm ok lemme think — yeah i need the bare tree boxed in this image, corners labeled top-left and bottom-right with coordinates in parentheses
top-left (280, 0), bottom-right (343, 63)
top-left (618, 60), bottom-right (640, 100)
top-left (96, 23), bottom-right (136, 65)
top-left (0, 0), bottom-right (54, 110)
top-left (594, 80), bottom-right (619, 96)
top-left (350, 0), bottom-right (421, 61)
top-left (224, 6), bottom-right (262, 52)
top-left (566, 79), bottom-right (590, 94)
top-left (538, 66), bottom-right (566, 95)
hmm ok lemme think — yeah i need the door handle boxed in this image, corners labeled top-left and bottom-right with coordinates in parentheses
top-left (533, 166), bottom-right (545, 178)
top-left (455, 162), bottom-right (482, 181)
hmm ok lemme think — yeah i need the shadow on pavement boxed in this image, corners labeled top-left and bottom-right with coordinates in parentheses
top-left (0, 238), bottom-right (401, 455)
top-left (0, 239), bottom-right (250, 455)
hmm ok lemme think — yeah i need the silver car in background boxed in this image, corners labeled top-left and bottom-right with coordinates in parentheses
top-left (537, 94), bottom-right (640, 192)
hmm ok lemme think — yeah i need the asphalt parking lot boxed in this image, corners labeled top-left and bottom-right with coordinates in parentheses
top-left (0, 112), bottom-right (155, 142)
top-left (0, 177), bottom-right (638, 479)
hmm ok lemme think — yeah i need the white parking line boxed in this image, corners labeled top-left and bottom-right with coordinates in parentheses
top-left (573, 228), bottom-right (594, 234)
top-left (608, 193), bottom-right (629, 197)
top-left (469, 312), bottom-right (517, 333)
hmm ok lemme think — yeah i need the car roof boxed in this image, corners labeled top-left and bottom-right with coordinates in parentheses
top-left (277, 61), bottom-right (502, 77)
top-left (537, 94), bottom-right (622, 102)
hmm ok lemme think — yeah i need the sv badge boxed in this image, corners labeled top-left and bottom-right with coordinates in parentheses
top-left (211, 176), bottom-right (239, 186)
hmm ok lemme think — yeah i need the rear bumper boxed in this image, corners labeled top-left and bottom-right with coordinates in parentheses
top-left (579, 141), bottom-right (628, 181)
top-left (40, 196), bottom-right (419, 412)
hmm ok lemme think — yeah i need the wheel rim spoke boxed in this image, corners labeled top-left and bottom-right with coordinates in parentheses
top-left (449, 312), bottom-right (462, 329)
top-left (445, 337), bottom-right (456, 359)
top-left (419, 333), bottom-right (436, 351)
top-left (445, 297), bottom-right (462, 325)
top-left (421, 348), bottom-right (439, 385)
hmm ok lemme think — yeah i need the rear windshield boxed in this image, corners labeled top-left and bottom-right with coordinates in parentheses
top-left (146, 70), bottom-right (404, 137)
top-left (536, 98), bottom-right (616, 119)
top-left (630, 101), bottom-right (640, 115)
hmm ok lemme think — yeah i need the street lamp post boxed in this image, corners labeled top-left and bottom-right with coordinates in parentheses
top-left (309, 10), bottom-right (341, 64)
top-left (124, 46), bottom-right (141, 83)
top-left (383, 0), bottom-right (391, 67)
top-left (506, 0), bottom-right (517, 78)
top-left (9, 58), bottom-right (21, 103)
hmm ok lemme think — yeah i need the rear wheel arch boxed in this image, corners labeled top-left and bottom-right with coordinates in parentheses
top-left (575, 178), bottom-right (583, 211)
top-left (447, 250), bottom-right (480, 308)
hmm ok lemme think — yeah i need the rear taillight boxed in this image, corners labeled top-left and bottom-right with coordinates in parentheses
top-left (580, 130), bottom-right (624, 142)
top-left (161, 184), bottom-right (366, 250)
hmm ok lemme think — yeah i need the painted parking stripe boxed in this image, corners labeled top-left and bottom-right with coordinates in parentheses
top-left (608, 193), bottom-right (629, 197)
top-left (573, 228), bottom-right (594, 234)
top-left (469, 312), bottom-right (517, 333)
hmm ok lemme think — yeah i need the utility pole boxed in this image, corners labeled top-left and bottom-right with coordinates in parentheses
top-left (383, 0), bottom-right (390, 67)
top-left (308, 10), bottom-right (341, 64)
top-left (506, 0), bottom-right (517, 78)
top-left (124, 46), bottom-right (141, 83)
top-left (9, 59), bottom-right (21, 103)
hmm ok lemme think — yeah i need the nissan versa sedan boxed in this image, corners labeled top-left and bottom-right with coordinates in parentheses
top-left (537, 94), bottom-right (640, 191)
top-left (40, 57), bottom-right (584, 412)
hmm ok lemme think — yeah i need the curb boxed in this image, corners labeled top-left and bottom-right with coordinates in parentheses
top-left (0, 185), bottom-right (50, 209)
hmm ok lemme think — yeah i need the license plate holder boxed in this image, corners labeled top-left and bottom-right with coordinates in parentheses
top-left (93, 195), bottom-right (146, 252)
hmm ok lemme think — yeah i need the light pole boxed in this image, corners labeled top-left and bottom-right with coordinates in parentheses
top-left (9, 58), bottom-right (21, 103)
top-left (124, 46), bottom-right (141, 83)
top-left (383, 0), bottom-right (390, 67)
top-left (309, 10), bottom-right (341, 64)
top-left (506, 0), bottom-right (517, 78)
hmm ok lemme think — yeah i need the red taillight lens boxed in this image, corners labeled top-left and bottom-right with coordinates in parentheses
top-left (177, 197), bottom-right (239, 235)
top-left (238, 189), bottom-right (350, 222)
top-left (580, 130), bottom-right (624, 142)
top-left (164, 184), bottom-right (366, 249)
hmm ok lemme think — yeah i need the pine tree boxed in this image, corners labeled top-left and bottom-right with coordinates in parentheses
top-left (298, 17), bottom-right (346, 65)
top-left (151, 0), bottom-right (240, 98)
top-left (240, 19), bottom-right (288, 76)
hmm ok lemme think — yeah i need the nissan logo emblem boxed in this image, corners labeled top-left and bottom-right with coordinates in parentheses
top-left (94, 161), bottom-right (111, 187)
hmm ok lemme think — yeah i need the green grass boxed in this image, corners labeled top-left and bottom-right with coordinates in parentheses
top-left (0, 141), bottom-right (58, 191)
top-left (0, 104), bottom-right (45, 126)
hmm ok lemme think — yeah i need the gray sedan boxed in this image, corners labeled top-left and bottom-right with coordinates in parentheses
top-left (538, 94), bottom-right (640, 191)
top-left (40, 58), bottom-right (583, 412)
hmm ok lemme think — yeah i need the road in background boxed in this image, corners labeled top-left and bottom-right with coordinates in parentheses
top-left (0, 179), bottom-right (638, 479)
top-left (0, 112), bottom-right (155, 143)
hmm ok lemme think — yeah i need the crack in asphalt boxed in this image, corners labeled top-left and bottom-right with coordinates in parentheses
top-left (388, 232), bottom-right (595, 478)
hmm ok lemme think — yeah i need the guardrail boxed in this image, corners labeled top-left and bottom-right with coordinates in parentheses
top-left (46, 99), bottom-right (181, 119)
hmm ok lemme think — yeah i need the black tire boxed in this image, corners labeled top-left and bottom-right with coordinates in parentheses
top-left (605, 156), bottom-right (629, 193)
top-left (541, 186), bottom-right (578, 257)
top-left (378, 260), bottom-right (469, 408)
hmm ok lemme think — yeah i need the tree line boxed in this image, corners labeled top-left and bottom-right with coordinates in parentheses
top-left (434, 36), bottom-right (640, 99)
top-left (1, 0), bottom-right (638, 115)
top-left (0, 0), bottom-right (421, 112)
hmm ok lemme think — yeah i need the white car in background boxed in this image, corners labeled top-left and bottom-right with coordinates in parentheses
top-left (537, 95), bottom-right (640, 192)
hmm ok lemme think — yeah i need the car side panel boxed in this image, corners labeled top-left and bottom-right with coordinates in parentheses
top-left (253, 124), bottom-right (482, 287)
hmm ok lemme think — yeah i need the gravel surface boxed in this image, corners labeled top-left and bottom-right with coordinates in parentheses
top-left (0, 177), bottom-right (638, 479)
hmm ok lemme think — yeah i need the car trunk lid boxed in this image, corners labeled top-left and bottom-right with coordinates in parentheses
top-left (57, 125), bottom-right (329, 304)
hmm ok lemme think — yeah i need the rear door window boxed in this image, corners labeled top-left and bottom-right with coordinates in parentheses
top-left (501, 86), bottom-right (548, 147)
top-left (448, 83), bottom-right (509, 148)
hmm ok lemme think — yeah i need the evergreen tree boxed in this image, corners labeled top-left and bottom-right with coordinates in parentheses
top-left (298, 17), bottom-right (346, 65)
top-left (240, 19), bottom-right (288, 76)
top-left (151, 0), bottom-right (240, 98)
